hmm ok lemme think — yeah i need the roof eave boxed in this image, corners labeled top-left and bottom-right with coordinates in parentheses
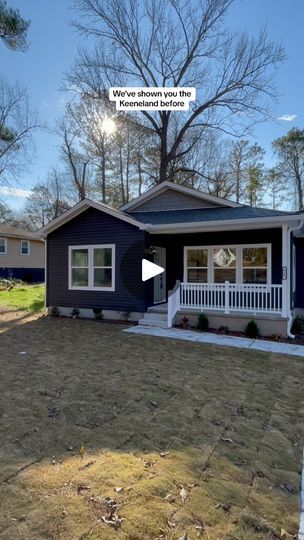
top-left (39, 199), bottom-right (148, 237)
top-left (148, 214), bottom-right (304, 234)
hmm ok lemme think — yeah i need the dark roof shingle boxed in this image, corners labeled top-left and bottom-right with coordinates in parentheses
top-left (127, 206), bottom-right (301, 225)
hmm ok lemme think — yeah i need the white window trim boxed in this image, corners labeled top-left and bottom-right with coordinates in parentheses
top-left (68, 244), bottom-right (115, 291)
top-left (0, 237), bottom-right (7, 255)
top-left (20, 239), bottom-right (30, 256)
top-left (184, 244), bottom-right (272, 284)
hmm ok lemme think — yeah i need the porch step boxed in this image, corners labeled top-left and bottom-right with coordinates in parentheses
top-left (143, 312), bottom-right (168, 322)
top-left (138, 318), bottom-right (168, 328)
top-left (147, 304), bottom-right (168, 314)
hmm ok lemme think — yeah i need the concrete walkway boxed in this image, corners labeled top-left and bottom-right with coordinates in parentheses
top-left (124, 325), bottom-right (304, 358)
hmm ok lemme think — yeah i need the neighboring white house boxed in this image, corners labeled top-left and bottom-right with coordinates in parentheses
top-left (0, 224), bottom-right (45, 282)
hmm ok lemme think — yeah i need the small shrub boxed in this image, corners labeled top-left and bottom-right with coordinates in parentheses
top-left (245, 320), bottom-right (259, 339)
top-left (93, 307), bottom-right (104, 321)
top-left (181, 316), bottom-right (189, 328)
top-left (50, 306), bottom-right (60, 317)
top-left (197, 312), bottom-right (209, 331)
top-left (120, 311), bottom-right (130, 321)
top-left (71, 307), bottom-right (80, 319)
top-left (291, 316), bottom-right (304, 335)
top-left (271, 333), bottom-right (282, 342)
top-left (219, 325), bottom-right (230, 334)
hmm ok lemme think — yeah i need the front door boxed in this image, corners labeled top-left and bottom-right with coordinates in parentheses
top-left (153, 246), bottom-right (166, 303)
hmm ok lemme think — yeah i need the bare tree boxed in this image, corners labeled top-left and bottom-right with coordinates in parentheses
top-left (59, 119), bottom-right (94, 202)
top-left (20, 172), bottom-right (70, 230)
top-left (0, 76), bottom-right (39, 184)
top-left (272, 128), bottom-right (304, 211)
top-left (0, 199), bottom-right (14, 223)
top-left (229, 140), bottom-right (265, 202)
top-left (64, 96), bottom-right (115, 202)
top-left (67, 0), bottom-right (284, 183)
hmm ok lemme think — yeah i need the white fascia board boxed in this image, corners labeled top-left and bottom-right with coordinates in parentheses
top-left (39, 199), bottom-right (148, 237)
top-left (120, 181), bottom-right (241, 211)
top-left (149, 215), bottom-right (304, 234)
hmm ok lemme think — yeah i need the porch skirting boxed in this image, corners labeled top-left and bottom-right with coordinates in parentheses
top-left (174, 309), bottom-right (289, 338)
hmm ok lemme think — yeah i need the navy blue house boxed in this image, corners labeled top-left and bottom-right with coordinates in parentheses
top-left (40, 182), bottom-right (304, 337)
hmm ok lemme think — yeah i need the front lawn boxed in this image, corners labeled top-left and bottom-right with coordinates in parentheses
top-left (0, 283), bottom-right (45, 312)
top-left (0, 311), bottom-right (303, 539)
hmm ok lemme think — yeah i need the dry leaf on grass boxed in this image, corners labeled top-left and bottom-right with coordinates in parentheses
top-left (215, 502), bottom-right (231, 513)
top-left (77, 485), bottom-right (90, 495)
top-left (220, 436), bottom-right (233, 443)
top-left (164, 493), bottom-right (175, 503)
top-left (144, 460), bottom-right (156, 468)
top-left (79, 445), bottom-right (86, 458)
top-left (101, 508), bottom-right (123, 530)
top-left (180, 487), bottom-right (189, 503)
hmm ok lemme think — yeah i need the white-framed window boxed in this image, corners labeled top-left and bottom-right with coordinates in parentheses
top-left (186, 248), bottom-right (208, 283)
top-left (21, 240), bottom-right (30, 255)
top-left (184, 244), bottom-right (271, 284)
top-left (0, 237), bottom-right (7, 254)
top-left (242, 246), bottom-right (268, 284)
top-left (69, 245), bottom-right (115, 291)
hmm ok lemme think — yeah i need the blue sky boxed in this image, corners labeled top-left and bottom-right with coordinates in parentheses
top-left (1, 0), bottom-right (304, 208)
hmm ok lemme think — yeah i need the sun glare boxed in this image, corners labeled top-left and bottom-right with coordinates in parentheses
top-left (101, 117), bottom-right (116, 135)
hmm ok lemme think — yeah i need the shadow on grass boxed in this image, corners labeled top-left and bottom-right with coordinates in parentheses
top-left (0, 314), bottom-right (303, 539)
top-left (28, 297), bottom-right (45, 312)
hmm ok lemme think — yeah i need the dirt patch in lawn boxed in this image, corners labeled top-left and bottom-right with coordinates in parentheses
top-left (0, 310), bottom-right (303, 539)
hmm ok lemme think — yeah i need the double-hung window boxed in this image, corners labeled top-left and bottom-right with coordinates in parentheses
top-left (186, 248), bottom-right (208, 283)
top-left (242, 247), bottom-right (268, 284)
top-left (21, 240), bottom-right (30, 255)
top-left (0, 238), bottom-right (7, 254)
top-left (69, 245), bottom-right (115, 291)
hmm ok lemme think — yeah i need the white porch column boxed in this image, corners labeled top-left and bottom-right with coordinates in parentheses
top-left (281, 224), bottom-right (289, 318)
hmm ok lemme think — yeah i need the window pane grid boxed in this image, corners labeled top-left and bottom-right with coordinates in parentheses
top-left (185, 245), bottom-right (269, 285)
top-left (0, 238), bottom-right (6, 253)
top-left (70, 246), bottom-right (114, 290)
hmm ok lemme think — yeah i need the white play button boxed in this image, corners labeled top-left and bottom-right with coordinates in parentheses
top-left (142, 259), bottom-right (164, 282)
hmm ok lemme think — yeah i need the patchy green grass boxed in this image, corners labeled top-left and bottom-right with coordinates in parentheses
top-left (0, 311), bottom-right (303, 539)
top-left (0, 284), bottom-right (45, 312)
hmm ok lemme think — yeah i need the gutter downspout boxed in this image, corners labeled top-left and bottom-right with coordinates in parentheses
top-left (286, 220), bottom-right (303, 339)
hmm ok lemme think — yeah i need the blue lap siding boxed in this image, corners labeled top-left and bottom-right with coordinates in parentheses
top-left (46, 207), bottom-right (146, 312)
top-left (294, 237), bottom-right (304, 308)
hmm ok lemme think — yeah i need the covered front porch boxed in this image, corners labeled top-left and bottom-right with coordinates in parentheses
top-left (142, 223), bottom-right (293, 335)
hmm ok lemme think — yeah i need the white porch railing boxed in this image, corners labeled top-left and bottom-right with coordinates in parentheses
top-left (167, 280), bottom-right (180, 328)
top-left (168, 281), bottom-right (284, 327)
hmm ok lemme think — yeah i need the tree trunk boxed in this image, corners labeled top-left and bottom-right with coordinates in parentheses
top-left (101, 135), bottom-right (106, 203)
top-left (159, 117), bottom-right (169, 183)
top-left (119, 143), bottom-right (125, 205)
top-left (295, 170), bottom-right (303, 210)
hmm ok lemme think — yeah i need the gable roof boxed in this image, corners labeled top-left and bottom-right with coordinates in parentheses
top-left (0, 224), bottom-right (43, 241)
top-left (131, 206), bottom-right (302, 225)
top-left (120, 181), bottom-right (242, 212)
top-left (39, 198), bottom-right (148, 237)
top-left (38, 192), bottom-right (304, 238)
